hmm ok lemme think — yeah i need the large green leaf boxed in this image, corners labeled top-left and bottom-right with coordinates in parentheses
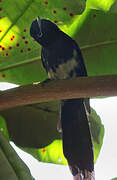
top-left (73, 9), bottom-right (117, 76)
top-left (0, 132), bottom-right (34, 180)
top-left (0, 103), bottom-right (104, 165)
top-left (0, 102), bottom-right (61, 148)
top-left (0, 0), bottom-right (116, 84)
top-left (0, 0), bottom-right (85, 84)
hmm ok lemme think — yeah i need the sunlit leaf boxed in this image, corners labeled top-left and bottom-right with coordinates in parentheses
top-left (0, 0), bottom-right (85, 84)
top-left (87, 0), bottom-right (115, 11)
top-left (0, 0), bottom-right (116, 84)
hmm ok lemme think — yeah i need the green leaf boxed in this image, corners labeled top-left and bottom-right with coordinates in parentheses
top-left (0, 132), bottom-right (33, 180)
top-left (89, 108), bottom-right (104, 162)
top-left (21, 140), bottom-right (68, 165)
top-left (0, 147), bottom-right (18, 180)
top-left (110, 0), bottom-right (117, 12)
top-left (0, 0), bottom-right (85, 84)
top-left (0, 0), bottom-right (117, 84)
top-left (0, 115), bottom-right (9, 140)
top-left (111, 178), bottom-right (117, 180)
top-left (38, 140), bottom-right (67, 164)
top-left (87, 0), bottom-right (115, 11)
top-left (1, 103), bottom-right (104, 165)
top-left (0, 102), bottom-right (61, 148)
top-left (71, 9), bottom-right (117, 76)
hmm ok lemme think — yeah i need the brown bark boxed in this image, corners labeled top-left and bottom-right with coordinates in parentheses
top-left (0, 75), bottom-right (117, 111)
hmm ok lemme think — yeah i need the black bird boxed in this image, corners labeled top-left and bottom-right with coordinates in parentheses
top-left (30, 17), bottom-right (95, 180)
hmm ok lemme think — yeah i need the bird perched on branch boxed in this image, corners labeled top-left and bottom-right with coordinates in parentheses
top-left (30, 17), bottom-right (95, 180)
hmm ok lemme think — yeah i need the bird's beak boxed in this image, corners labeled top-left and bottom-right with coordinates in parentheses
top-left (36, 16), bottom-right (43, 37)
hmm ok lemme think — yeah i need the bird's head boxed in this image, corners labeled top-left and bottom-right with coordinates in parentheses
top-left (30, 17), bottom-right (60, 47)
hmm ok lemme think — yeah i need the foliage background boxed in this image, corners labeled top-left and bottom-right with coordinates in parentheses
top-left (0, 0), bottom-right (117, 179)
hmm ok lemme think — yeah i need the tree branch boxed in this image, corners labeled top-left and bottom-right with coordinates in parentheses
top-left (0, 75), bottom-right (117, 111)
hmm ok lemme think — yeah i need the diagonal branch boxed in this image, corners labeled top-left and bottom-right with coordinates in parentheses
top-left (0, 75), bottom-right (117, 111)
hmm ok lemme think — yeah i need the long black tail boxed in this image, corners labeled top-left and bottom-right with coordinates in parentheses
top-left (61, 98), bottom-right (95, 179)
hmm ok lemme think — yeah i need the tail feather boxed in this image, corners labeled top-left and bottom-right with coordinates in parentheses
top-left (60, 98), bottom-right (94, 179)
